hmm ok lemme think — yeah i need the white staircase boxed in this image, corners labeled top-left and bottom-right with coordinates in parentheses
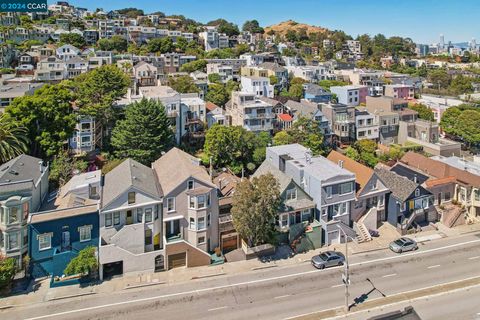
top-left (355, 221), bottom-right (372, 243)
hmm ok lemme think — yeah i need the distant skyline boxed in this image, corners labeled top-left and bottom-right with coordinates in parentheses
top-left (60, 0), bottom-right (479, 44)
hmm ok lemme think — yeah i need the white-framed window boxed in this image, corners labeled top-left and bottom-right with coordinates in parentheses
top-left (301, 209), bottom-right (311, 222)
top-left (280, 214), bottom-right (288, 228)
top-left (187, 180), bottom-right (195, 190)
top-left (166, 197), bottom-right (175, 212)
top-left (79, 226), bottom-right (92, 242)
top-left (378, 195), bottom-right (385, 206)
top-left (189, 217), bottom-right (196, 230)
top-left (189, 196), bottom-right (195, 209)
top-left (145, 208), bottom-right (152, 223)
top-left (340, 182), bottom-right (353, 195)
top-left (105, 212), bottom-right (113, 227)
top-left (326, 186), bottom-right (332, 198)
top-left (8, 207), bottom-right (19, 224)
top-left (415, 189), bottom-right (420, 197)
top-left (198, 217), bottom-right (206, 230)
top-left (197, 195), bottom-right (206, 209)
top-left (286, 188), bottom-right (297, 201)
top-left (128, 192), bottom-right (136, 204)
top-left (137, 208), bottom-right (143, 223)
top-left (198, 236), bottom-right (206, 244)
top-left (38, 233), bottom-right (52, 251)
top-left (113, 212), bottom-right (120, 225)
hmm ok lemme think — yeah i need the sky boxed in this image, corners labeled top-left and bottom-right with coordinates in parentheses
top-left (62, 0), bottom-right (479, 44)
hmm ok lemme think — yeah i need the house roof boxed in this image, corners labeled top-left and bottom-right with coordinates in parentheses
top-left (285, 100), bottom-right (320, 119)
top-left (102, 158), bottom-right (161, 208)
top-left (258, 62), bottom-right (286, 72)
top-left (390, 163), bottom-right (429, 184)
top-left (374, 167), bottom-right (418, 202)
top-left (152, 147), bottom-right (214, 196)
top-left (278, 113), bottom-right (293, 122)
top-left (425, 176), bottom-right (456, 188)
top-left (206, 101), bottom-right (218, 112)
top-left (0, 154), bottom-right (45, 185)
top-left (252, 160), bottom-right (292, 192)
top-left (30, 204), bottom-right (98, 224)
top-left (214, 171), bottom-right (241, 197)
top-left (327, 151), bottom-right (373, 194)
top-left (303, 83), bottom-right (331, 96)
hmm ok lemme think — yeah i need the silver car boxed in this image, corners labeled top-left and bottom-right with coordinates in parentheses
top-left (311, 251), bottom-right (345, 269)
top-left (389, 237), bottom-right (418, 253)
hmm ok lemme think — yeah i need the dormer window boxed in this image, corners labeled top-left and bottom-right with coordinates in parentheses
top-left (187, 180), bottom-right (195, 190)
top-left (286, 188), bottom-right (297, 201)
top-left (128, 192), bottom-right (136, 204)
top-left (415, 189), bottom-right (420, 197)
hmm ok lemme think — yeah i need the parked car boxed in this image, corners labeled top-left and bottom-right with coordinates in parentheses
top-left (389, 237), bottom-right (418, 253)
top-left (311, 251), bottom-right (345, 269)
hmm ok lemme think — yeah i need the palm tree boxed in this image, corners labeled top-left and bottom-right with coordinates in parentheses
top-left (0, 114), bottom-right (29, 164)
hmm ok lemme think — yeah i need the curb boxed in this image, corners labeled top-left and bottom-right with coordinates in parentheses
top-left (0, 304), bottom-right (15, 310)
top-left (191, 272), bottom-right (226, 280)
top-left (124, 281), bottom-right (166, 290)
top-left (47, 291), bottom-right (96, 301)
top-left (351, 246), bottom-right (388, 255)
top-left (251, 265), bottom-right (278, 271)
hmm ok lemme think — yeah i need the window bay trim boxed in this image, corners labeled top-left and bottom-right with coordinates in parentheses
top-left (100, 200), bottom-right (162, 214)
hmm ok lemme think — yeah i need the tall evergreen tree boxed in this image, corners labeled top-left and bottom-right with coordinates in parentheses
top-left (0, 114), bottom-right (29, 164)
top-left (111, 98), bottom-right (173, 165)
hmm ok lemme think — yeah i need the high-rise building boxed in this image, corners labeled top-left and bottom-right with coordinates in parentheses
top-left (439, 34), bottom-right (445, 49)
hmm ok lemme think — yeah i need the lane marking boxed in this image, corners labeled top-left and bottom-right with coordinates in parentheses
top-left (274, 295), bottom-right (291, 299)
top-left (24, 238), bottom-right (480, 320)
top-left (382, 273), bottom-right (397, 278)
top-left (331, 284), bottom-right (344, 288)
top-left (427, 265), bottom-right (441, 269)
top-left (207, 306), bottom-right (228, 312)
top-left (468, 256), bottom-right (480, 260)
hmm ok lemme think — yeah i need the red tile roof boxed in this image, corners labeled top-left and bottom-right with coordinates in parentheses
top-left (206, 101), bottom-right (218, 112)
top-left (278, 113), bottom-right (293, 122)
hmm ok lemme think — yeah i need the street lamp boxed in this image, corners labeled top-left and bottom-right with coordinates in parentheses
top-left (337, 226), bottom-right (355, 313)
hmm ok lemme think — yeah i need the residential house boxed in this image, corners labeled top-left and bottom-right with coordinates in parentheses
top-left (330, 85), bottom-right (368, 106)
top-left (35, 56), bottom-right (67, 82)
top-left (69, 116), bottom-right (100, 155)
top-left (152, 148), bottom-right (218, 268)
top-left (384, 84), bottom-right (415, 100)
top-left (0, 82), bottom-right (44, 113)
top-left (206, 102), bottom-right (227, 128)
top-left (29, 171), bottom-right (101, 286)
top-left (265, 144), bottom-right (357, 245)
top-left (240, 76), bottom-right (274, 98)
top-left (355, 108), bottom-right (379, 141)
top-left (374, 166), bottom-right (436, 235)
top-left (283, 100), bottom-right (330, 136)
top-left (320, 102), bottom-right (356, 145)
top-left (303, 83), bottom-right (332, 103)
top-left (0, 155), bottom-right (49, 268)
top-left (98, 159), bottom-right (163, 279)
top-left (226, 91), bottom-right (275, 132)
top-left (56, 44), bottom-right (80, 61)
top-left (258, 62), bottom-right (289, 91)
top-left (207, 63), bottom-right (233, 83)
top-left (286, 65), bottom-right (332, 83)
top-left (65, 57), bottom-right (88, 79)
top-left (133, 61), bottom-right (161, 87)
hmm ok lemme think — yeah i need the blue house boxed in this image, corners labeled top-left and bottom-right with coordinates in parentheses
top-left (303, 83), bottom-right (332, 103)
top-left (28, 204), bottom-right (99, 287)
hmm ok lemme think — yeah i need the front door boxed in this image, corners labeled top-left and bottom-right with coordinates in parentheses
top-left (437, 193), bottom-right (442, 205)
top-left (61, 231), bottom-right (70, 250)
top-left (126, 210), bottom-right (133, 225)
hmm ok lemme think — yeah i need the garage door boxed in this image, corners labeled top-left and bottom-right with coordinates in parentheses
top-left (168, 252), bottom-right (186, 269)
top-left (328, 231), bottom-right (340, 244)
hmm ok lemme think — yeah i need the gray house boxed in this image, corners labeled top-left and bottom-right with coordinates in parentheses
top-left (266, 144), bottom-right (357, 245)
top-left (0, 155), bottom-right (49, 268)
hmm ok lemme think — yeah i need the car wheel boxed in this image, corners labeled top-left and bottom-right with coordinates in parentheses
top-left (398, 249), bottom-right (402, 253)
top-left (320, 264), bottom-right (325, 270)
top-left (414, 246), bottom-right (419, 251)
top-left (338, 261), bottom-right (344, 266)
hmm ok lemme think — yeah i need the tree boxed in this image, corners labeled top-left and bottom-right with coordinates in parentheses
top-left (97, 35), bottom-right (128, 52)
top-left (428, 69), bottom-right (451, 89)
top-left (272, 117), bottom-right (325, 155)
top-left (49, 152), bottom-right (87, 188)
top-left (74, 65), bottom-right (131, 124)
top-left (318, 79), bottom-right (350, 91)
top-left (206, 83), bottom-right (229, 106)
top-left (59, 33), bottom-right (86, 48)
top-left (64, 246), bottom-right (98, 276)
top-left (456, 110), bottom-right (480, 145)
top-left (0, 114), bottom-right (29, 164)
top-left (242, 20), bottom-right (264, 34)
top-left (269, 75), bottom-right (278, 85)
top-left (408, 103), bottom-right (434, 122)
top-left (273, 131), bottom-right (295, 146)
top-left (360, 151), bottom-right (378, 168)
top-left (6, 83), bottom-right (76, 158)
top-left (345, 146), bottom-right (360, 161)
top-left (179, 59), bottom-right (207, 73)
top-left (168, 75), bottom-right (200, 94)
top-left (208, 19), bottom-right (239, 36)
top-left (440, 107), bottom-right (462, 135)
top-left (146, 37), bottom-right (174, 54)
top-left (117, 8), bottom-right (144, 18)
top-left (231, 173), bottom-right (281, 247)
top-left (111, 98), bottom-right (174, 165)
top-left (0, 256), bottom-right (16, 290)
top-left (355, 139), bottom-right (377, 154)
top-left (450, 75), bottom-right (474, 94)
top-left (208, 73), bottom-right (222, 84)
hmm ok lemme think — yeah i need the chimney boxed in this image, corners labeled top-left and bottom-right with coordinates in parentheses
top-left (413, 174), bottom-right (417, 183)
top-left (338, 160), bottom-right (344, 168)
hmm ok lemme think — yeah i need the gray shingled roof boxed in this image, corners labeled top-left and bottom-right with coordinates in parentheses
top-left (102, 158), bottom-right (161, 208)
top-left (251, 160), bottom-right (292, 192)
top-left (0, 154), bottom-right (45, 185)
top-left (285, 100), bottom-right (318, 119)
top-left (374, 167), bottom-right (418, 202)
top-left (303, 83), bottom-right (331, 96)
top-left (258, 62), bottom-right (287, 73)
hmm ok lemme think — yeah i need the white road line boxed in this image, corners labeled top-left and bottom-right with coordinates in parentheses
top-left (427, 264), bottom-right (441, 269)
top-left (24, 238), bottom-right (480, 320)
top-left (382, 273), bottom-right (397, 278)
top-left (207, 306), bottom-right (228, 312)
top-left (468, 256), bottom-right (480, 260)
top-left (274, 294), bottom-right (291, 299)
top-left (331, 284), bottom-right (344, 288)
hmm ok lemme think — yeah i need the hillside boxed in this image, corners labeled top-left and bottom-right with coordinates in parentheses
top-left (264, 20), bottom-right (329, 36)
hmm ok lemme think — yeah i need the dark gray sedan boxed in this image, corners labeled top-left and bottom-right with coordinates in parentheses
top-left (311, 251), bottom-right (345, 269)
top-left (389, 237), bottom-right (418, 253)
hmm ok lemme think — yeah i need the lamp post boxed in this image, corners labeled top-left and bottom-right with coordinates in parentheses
top-left (337, 226), bottom-right (355, 313)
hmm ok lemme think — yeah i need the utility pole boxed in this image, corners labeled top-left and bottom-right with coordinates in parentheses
top-left (338, 226), bottom-right (351, 313)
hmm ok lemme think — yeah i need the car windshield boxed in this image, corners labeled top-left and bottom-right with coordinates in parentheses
top-left (319, 253), bottom-right (329, 261)
top-left (394, 239), bottom-right (405, 246)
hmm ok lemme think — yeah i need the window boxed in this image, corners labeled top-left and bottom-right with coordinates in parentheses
top-left (207, 213), bottom-right (211, 227)
top-left (378, 195), bottom-right (384, 206)
top-left (198, 236), bottom-right (206, 244)
top-left (128, 192), bottom-right (136, 204)
top-left (340, 182), bottom-right (353, 195)
top-left (145, 229), bottom-right (152, 245)
top-left (198, 217), bottom-right (206, 230)
top-left (38, 233), bottom-right (51, 251)
top-left (197, 195), bottom-right (206, 209)
top-left (286, 188), bottom-right (297, 201)
top-left (79, 226), bottom-right (91, 242)
top-left (113, 212), bottom-right (120, 225)
top-left (137, 208), bottom-right (143, 223)
top-left (166, 197), bottom-right (175, 212)
top-left (326, 186), bottom-right (332, 198)
top-left (145, 208), bottom-right (152, 223)
top-left (301, 209), bottom-right (311, 222)
top-left (187, 180), bottom-right (194, 190)
top-left (415, 189), bottom-right (420, 197)
top-left (105, 213), bottom-right (112, 227)
top-left (189, 196), bottom-right (195, 209)
top-left (444, 192), bottom-right (451, 201)
top-left (190, 217), bottom-right (196, 230)
top-left (9, 207), bottom-right (18, 224)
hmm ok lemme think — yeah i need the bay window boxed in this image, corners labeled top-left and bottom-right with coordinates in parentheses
top-left (145, 208), bottom-right (152, 223)
top-left (38, 233), bottom-right (51, 251)
top-left (198, 217), bottom-right (206, 230)
top-left (105, 213), bottom-right (112, 227)
top-left (339, 182), bottom-right (353, 195)
top-left (79, 226), bottom-right (92, 242)
top-left (286, 188), bottom-right (297, 201)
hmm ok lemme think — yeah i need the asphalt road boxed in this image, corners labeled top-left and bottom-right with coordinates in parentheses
top-left (3, 233), bottom-right (480, 320)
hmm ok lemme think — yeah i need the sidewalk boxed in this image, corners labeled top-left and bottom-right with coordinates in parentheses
top-left (2, 221), bottom-right (480, 308)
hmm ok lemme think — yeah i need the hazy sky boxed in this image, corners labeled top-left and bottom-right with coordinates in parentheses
top-left (62, 0), bottom-right (479, 44)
